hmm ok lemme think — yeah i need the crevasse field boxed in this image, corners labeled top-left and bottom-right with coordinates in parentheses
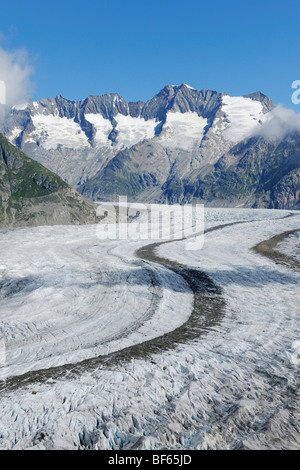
top-left (0, 206), bottom-right (300, 450)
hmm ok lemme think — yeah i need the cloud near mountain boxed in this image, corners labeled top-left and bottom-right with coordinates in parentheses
top-left (253, 104), bottom-right (300, 140)
top-left (0, 45), bottom-right (34, 123)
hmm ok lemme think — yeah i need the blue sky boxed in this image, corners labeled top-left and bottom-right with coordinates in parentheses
top-left (1, 0), bottom-right (299, 108)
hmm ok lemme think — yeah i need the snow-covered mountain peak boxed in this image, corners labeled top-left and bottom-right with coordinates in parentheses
top-left (2, 85), bottom-right (276, 189)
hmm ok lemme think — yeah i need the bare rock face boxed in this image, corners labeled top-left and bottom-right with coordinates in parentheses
top-left (0, 133), bottom-right (98, 228)
top-left (3, 84), bottom-right (299, 209)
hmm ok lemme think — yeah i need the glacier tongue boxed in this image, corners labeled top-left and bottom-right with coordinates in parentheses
top-left (0, 208), bottom-right (300, 450)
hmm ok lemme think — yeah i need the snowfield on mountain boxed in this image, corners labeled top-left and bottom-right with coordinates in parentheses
top-left (4, 84), bottom-right (299, 210)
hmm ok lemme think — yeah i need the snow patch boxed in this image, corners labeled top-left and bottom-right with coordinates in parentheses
top-left (159, 111), bottom-right (208, 151)
top-left (7, 126), bottom-right (22, 144)
top-left (222, 95), bottom-right (265, 142)
top-left (29, 114), bottom-right (90, 150)
top-left (182, 83), bottom-right (195, 90)
top-left (114, 114), bottom-right (156, 149)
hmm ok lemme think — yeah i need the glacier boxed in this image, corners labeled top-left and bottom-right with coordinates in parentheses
top-left (0, 207), bottom-right (299, 450)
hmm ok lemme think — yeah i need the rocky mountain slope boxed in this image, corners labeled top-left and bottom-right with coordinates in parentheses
top-left (0, 133), bottom-right (98, 228)
top-left (2, 84), bottom-right (299, 209)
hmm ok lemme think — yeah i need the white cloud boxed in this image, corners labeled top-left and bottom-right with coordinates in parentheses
top-left (255, 105), bottom-right (300, 140)
top-left (0, 45), bottom-right (35, 123)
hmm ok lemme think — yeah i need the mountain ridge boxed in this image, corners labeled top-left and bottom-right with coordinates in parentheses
top-left (3, 84), bottom-right (299, 210)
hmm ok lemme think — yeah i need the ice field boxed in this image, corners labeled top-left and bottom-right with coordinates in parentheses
top-left (0, 206), bottom-right (299, 450)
